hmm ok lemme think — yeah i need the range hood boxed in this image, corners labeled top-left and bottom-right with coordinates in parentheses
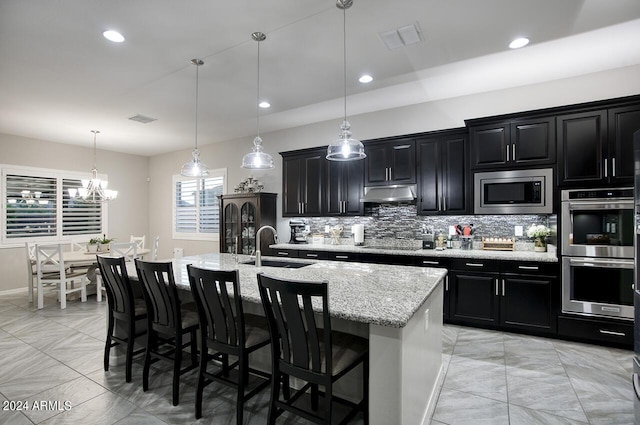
top-left (360, 185), bottom-right (417, 203)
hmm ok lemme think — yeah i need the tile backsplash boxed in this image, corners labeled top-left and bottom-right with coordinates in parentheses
top-left (298, 203), bottom-right (556, 250)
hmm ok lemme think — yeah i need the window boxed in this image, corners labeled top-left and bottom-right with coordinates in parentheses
top-left (1, 165), bottom-right (107, 245)
top-left (173, 169), bottom-right (226, 241)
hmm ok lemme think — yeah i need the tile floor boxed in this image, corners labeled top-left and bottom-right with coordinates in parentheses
top-left (0, 292), bottom-right (634, 424)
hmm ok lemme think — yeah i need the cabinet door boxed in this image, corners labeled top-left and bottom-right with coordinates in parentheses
top-left (470, 124), bottom-right (509, 169)
top-left (449, 271), bottom-right (500, 325)
top-left (301, 153), bottom-right (324, 216)
top-left (220, 202), bottom-right (239, 254)
top-left (441, 135), bottom-right (467, 213)
top-left (500, 276), bottom-right (556, 333)
top-left (364, 143), bottom-right (389, 185)
top-left (416, 138), bottom-right (440, 214)
top-left (512, 117), bottom-right (555, 165)
top-left (282, 156), bottom-right (302, 216)
top-left (557, 110), bottom-right (607, 186)
top-left (388, 141), bottom-right (416, 184)
top-left (325, 160), bottom-right (364, 215)
top-left (239, 201), bottom-right (257, 255)
top-left (608, 105), bottom-right (640, 184)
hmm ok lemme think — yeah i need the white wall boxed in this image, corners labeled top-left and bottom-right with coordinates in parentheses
top-left (148, 64), bottom-right (640, 256)
top-left (0, 133), bottom-right (149, 291)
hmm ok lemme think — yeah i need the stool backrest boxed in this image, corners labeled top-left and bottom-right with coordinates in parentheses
top-left (257, 273), bottom-right (332, 374)
top-left (187, 266), bottom-right (245, 348)
top-left (135, 259), bottom-right (180, 332)
top-left (97, 255), bottom-right (135, 316)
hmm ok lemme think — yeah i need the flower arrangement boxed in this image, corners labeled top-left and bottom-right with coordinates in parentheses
top-left (526, 224), bottom-right (551, 250)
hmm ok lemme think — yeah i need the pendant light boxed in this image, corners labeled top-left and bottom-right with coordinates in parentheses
top-left (68, 130), bottom-right (118, 202)
top-left (326, 0), bottom-right (366, 161)
top-left (181, 59), bottom-right (210, 177)
top-left (241, 31), bottom-right (275, 169)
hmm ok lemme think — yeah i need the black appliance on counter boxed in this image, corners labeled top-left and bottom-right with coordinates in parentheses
top-left (633, 129), bottom-right (640, 422)
top-left (289, 219), bottom-right (308, 244)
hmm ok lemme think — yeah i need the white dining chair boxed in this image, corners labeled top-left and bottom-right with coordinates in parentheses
top-left (110, 242), bottom-right (139, 262)
top-left (152, 236), bottom-right (159, 261)
top-left (35, 243), bottom-right (88, 309)
top-left (25, 242), bottom-right (37, 303)
top-left (130, 235), bottom-right (146, 251)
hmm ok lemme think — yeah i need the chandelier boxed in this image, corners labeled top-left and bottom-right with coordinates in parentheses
top-left (68, 130), bottom-right (118, 202)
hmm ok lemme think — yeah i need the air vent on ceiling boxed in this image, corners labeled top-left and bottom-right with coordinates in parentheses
top-left (379, 22), bottom-right (423, 50)
top-left (128, 114), bottom-right (157, 124)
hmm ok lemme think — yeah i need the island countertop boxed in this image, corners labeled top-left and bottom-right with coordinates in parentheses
top-left (135, 253), bottom-right (447, 328)
top-left (271, 242), bottom-right (558, 262)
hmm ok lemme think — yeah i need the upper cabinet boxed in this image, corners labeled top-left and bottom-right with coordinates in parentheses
top-left (364, 138), bottom-right (416, 186)
top-left (325, 159), bottom-right (364, 216)
top-left (469, 116), bottom-right (555, 170)
top-left (417, 129), bottom-right (468, 215)
top-left (557, 103), bottom-right (640, 187)
top-left (281, 148), bottom-right (325, 217)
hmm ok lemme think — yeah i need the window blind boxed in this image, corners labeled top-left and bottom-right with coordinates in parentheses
top-left (62, 179), bottom-right (102, 235)
top-left (174, 173), bottom-right (224, 238)
top-left (5, 174), bottom-right (57, 238)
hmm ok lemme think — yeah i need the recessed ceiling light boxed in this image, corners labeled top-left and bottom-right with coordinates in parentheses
top-left (259, 101), bottom-right (270, 108)
top-left (359, 74), bottom-right (373, 84)
top-left (509, 37), bottom-right (529, 49)
top-left (103, 30), bottom-right (125, 43)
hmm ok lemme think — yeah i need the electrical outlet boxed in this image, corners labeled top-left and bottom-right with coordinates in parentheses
top-left (515, 225), bottom-right (523, 237)
top-left (324, 225), bottom-right (330, 233)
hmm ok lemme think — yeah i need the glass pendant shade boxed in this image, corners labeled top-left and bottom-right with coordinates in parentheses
top-left (326, 120), bottom-right (365, 161)
top-left (181, 59), bottom-right (209, 177)
top-left (242, 136), bottom-right (275, 169)
top-left (181, 147), bottom-right (209, 177)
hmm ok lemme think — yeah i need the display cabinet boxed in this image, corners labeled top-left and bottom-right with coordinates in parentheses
top-left (219, 193), bottom-right (277, 256)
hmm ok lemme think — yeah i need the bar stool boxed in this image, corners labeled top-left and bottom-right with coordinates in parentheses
top-left (97, 255), bottom-right (147, 382)
top-left (135, 259), bottom-right (199, 406)
top-left (257, 273), bottom-right (369, 425)
top-left (187, 266), bottom-right (271, 422)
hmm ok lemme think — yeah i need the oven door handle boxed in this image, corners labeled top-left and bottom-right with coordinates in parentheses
top-left (568, 258), bottom-right (634, 268)
top-left (568, 200), bottom-right (633, 210)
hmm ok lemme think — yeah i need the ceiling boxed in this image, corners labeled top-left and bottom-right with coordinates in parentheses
top-left (1, 0), bottom-right (640, 157)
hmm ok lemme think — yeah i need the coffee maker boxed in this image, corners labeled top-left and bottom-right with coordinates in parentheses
top-left (289, 219), bottom-right (308, 244)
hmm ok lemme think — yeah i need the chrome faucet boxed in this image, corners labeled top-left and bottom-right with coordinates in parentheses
top-left (255, 225), bottom-right (278, 267)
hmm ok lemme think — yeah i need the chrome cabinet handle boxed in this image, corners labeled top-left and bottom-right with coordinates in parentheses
top-left (277, 251), bottom-right (289, 256)
top-left (506, 145), bottom-right (510, 162)
top-left (518, 265), bottom-right (539, 270)
top-left (612, 157), bottom-right (616, 177)
top-left (604, 158), bottom-right (608, 178)
top-left (599, 329), bottom-right (625, 337)
top-left (465, 262), bottom-right (484, 267)
top-left (422, 260), bottom-right (439, 265)
top-left (502, 279), bottom-right (505, 296)
top-left (495, 279), bottom-right (499, 296)
top-left (512, 144), bottom-right (516, 161)
top-left (445, 275), bottom-right (449, 291)
top-left (335, 255), bottom-right (349, 259)
top-left (443, 195), bottom-right (446, 211)
top-left (306, 253), bottom-right (318, 258)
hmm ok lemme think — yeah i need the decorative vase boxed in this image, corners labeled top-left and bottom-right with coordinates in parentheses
top-left (534, 237), bottom-right (547, 252)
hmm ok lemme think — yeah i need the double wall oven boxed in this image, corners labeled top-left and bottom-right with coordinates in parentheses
top-left (561, 188), bottom-right (634, 320)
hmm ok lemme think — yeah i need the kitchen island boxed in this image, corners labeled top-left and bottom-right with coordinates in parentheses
top-left (130, 253), bottom-right (446, 425)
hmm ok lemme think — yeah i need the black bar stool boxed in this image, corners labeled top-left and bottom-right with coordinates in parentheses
top-left (97, 255), bottom-right (147, 383)
top-left (187, 265), bottom-right (271, 422)
top-left (135, 259), bottom-right (199, 406)
top-left (257, 273), bottom-right (369, 425)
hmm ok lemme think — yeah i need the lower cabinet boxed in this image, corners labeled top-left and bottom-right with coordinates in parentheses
top-left (558, 316), bottom-right (633, 347)
top-left (447, 259), bottom-right (557, 335)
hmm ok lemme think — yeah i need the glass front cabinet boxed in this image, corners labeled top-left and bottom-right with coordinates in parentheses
top-left (219, 193), bottom-right (277, 256)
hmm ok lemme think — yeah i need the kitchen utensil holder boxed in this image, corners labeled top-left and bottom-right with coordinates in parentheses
top-left (460, 236), bottom-right (473, 250)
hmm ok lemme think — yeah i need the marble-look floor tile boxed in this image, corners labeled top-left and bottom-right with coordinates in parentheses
top-left (570, 388), bottom-right (634, 425)
top-left (554, 339), bottom-right (628, 373)
top-left (506, 374), bottom-right (588, 422)
top-left (508, 404), bottom-right (589, 425)
top-left (442, 355), bottom-right (507, 402)
top-left (503, 334), bottom-right (561, 362)
top-left (505, 355), bottom-right (568, 385)
top-left (39, 391), bottom-right (138, 425)
top-left (0, 393), bottom-right (35, 425)
top-left (432, 388), bottom-right (509, 425)
top-left (111, 408), bottom-right (168, 425)
top-left (564, 363), bottom-right (633, 401)
top-left (41, 332), bottom-right (105, 375)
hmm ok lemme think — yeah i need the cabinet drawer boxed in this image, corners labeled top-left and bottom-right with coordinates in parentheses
top-left (415, 257), bottom-right (448, 268)
top-left (449, 258), bottom-right (500, 272)
top-left (558, 316), bottom-right (633, 347)
top-left (273, 250), bottom-right (298, 258)
top-left (299, 250), bottom-right (328, 260)
top-left (500, 261), bottom-right (559, 277)
top-left (328, 252), bottom-right (356, 262)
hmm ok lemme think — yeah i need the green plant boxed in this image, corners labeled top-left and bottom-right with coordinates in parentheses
top-left (88, 237), bottom-right (101, 245)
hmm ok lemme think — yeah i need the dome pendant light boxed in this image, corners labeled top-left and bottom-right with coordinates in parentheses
top-left (326, 0), bottom-right (366, 162)
top-left (241, 32), bottom-right (275, 170)
top-left (181, 59), bottom-right (210, 177)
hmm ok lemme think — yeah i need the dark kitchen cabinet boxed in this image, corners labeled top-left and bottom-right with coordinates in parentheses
top-left (469, 117), bottom-right (555, 170)
top-left (219, 193), bottom-right (277, 256)
top-left (325, 158), bottom-right (364, 216)
top-left (557, 103), bottom-right (640, 187)
top-left (448, 260), bottom-right (500, 326)
top-left (417, 130), bottom-right (468, 215)
top-left (281, 148), bottom-right (325, 217)
top-left (364, 138), bottom-right (416, 186)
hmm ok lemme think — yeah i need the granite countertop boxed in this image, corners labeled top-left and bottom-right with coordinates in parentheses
top-left (271, 243), bottom-right (558, 263)
top-left (129, 253), bottom-right (447, 329)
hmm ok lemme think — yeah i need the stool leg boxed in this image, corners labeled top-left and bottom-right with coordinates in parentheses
top-left (172, 333), bottom-right (182, 406)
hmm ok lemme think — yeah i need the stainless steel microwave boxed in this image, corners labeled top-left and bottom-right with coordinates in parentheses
top-left (474, 168), bottom-right (553, 214)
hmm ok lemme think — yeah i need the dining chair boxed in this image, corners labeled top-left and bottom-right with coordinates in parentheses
top-left (35, 243), bottom-right (88, 309)
top-left (97, 255), bottom-right (147, 382)
top-left (257, 273), bottom-right (369, 425)
top-left (130, 235), bottom-right (146, 250)
top-left (110, 242), bottom-right (138, 262)
top-left (135, 259), bottom-right (199, 406)
top-left (186, 265), bottom-right (271, 422)
top-left (25, 242), bottom-right (38, 303)
top-left (151, 236), bottom-right (160, 261)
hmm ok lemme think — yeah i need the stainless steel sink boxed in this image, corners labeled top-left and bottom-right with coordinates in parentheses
top-left (241, 259), bottom-right (313, 268)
